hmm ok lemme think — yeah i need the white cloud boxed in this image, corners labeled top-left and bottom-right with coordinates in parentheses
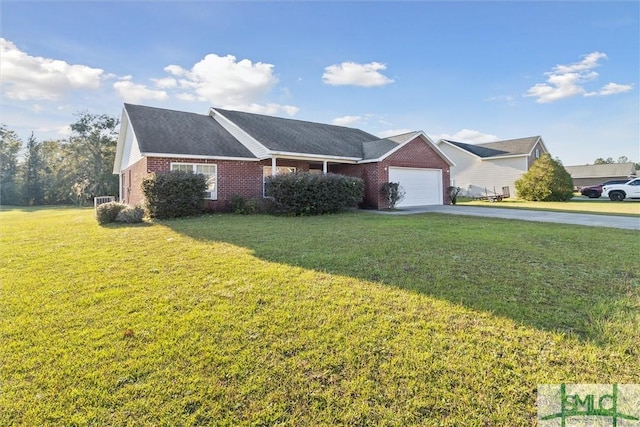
top-left (433, 129), bottom-right (498, 143)
top-left (158, 54), bottom-right (297, 115)
top-left (553, 52), bottom-right (607, 73)
top-left (333, 115), bottom-right (362, 126)
top-left (164, 54), bottom-right (278, 105)
top-left (0, 38), bottom-right (103, 100)
top-left (322, 62), bottom-right (394, 87)
top-left (525, 51), bottom-right (632, 103)
top-left (113, 78), bottom-right (168, 103)
top-left (152, 77), bottom-right (178, 89)
top-left (585, 82), bottom-right (633, 97)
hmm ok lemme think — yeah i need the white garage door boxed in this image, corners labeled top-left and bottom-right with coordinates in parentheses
top-left (388, 167), bottom-right (442, 207)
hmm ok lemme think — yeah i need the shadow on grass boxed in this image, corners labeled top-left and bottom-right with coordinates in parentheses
top-left (161, 212), bottom-right (639, 345)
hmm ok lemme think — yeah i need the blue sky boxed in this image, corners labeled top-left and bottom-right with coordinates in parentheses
top-left (1, 1), bottom-right (638, 165)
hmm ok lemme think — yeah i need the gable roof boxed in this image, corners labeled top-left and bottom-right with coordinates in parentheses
top-left (439, 136), bottom-right (543, 159)
top-left (117, 104), bottom-right (453, 168)
top-left (125, 104), bottom-right (255, 159)
top-left (564, 162), bottom-right (637, 179)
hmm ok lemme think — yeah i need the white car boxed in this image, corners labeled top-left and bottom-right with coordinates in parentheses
top-left (602, 178), bottom-right (640, 201)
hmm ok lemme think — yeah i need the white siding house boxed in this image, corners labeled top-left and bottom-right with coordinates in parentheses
top-left (436, 136), bottom-right (548, 198)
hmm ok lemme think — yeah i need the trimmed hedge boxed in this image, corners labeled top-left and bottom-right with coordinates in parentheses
top-left (265, 172), bottom-right (364, 215)
top-left (142, 171), bottom-right (207, 219)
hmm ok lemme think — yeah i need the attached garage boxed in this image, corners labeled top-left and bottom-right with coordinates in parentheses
top-left (388, 167), bottom-right (443, 207)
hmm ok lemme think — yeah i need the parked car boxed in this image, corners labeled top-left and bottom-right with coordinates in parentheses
top-left (602, 178), bottom-right (640, 201)
top-left (580, 180), bottom-right (629, 198)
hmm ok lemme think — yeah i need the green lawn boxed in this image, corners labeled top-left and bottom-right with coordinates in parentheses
top-left (458, 196), bottom-right (640, 216)
top-left (1, 207), bottom-right (638, 426)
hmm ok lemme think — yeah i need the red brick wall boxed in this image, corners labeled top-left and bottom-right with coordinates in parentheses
top-left (121, 157), bottom-right (148, 205)
top-left (331, 163), bottom-right (382, 208)
top-left (333, 136), bottom-right (451, 208)
top-left (124, 157), bottom-right (311, 210)
top-left (122, 140), bottom-right (450, 210)
top-left (382, 137), bottom-right (452, 206)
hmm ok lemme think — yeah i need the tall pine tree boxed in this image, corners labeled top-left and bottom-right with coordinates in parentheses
top-left (22, 133), bottom-right (44, 205)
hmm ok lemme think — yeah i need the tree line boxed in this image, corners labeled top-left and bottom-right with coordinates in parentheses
top-left (0, 113), bottom-right (119, 206)
top-left (1, 112), bottom-right (637, 207)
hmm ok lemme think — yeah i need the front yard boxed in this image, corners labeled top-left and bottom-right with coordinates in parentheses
top-left (1, 207), bottom-right (638, 425)
top-left (458, 196), bottom-right (640, 216)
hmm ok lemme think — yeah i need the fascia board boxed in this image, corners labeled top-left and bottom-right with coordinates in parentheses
top-left (367, 131), bottom-right (456, 166)
top-left (141, 152), bottom-right (260, 162)
top-left (266, 151), bottom-right (360, 163)
top-left (482, 153), bottom-right (528, 161)
top-left (113, 108), bottom-right (131, 174)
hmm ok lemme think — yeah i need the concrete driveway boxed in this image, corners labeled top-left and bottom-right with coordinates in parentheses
top-left (373, 205), bottom-right (640, 230)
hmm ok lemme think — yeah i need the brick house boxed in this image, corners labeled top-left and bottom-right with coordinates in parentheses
top-left (113, 104), bottom-right (454, 210)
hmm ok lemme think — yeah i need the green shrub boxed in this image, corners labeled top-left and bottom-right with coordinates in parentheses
top-left (115, 206), bottom-right (145, 223)
top-left (380, 182), bottom-right (406, 209)
top-left (142, 171), bottom-right (207, 219)
top-left (515, 154), bottom-right (574, 201)
top-left (265, 172), bottom-right (364, 215)
top-left (96, 201), bottom-right (127, 224)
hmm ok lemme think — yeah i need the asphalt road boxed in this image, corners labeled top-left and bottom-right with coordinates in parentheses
top-left (373, 205), bottom-right (640, 230)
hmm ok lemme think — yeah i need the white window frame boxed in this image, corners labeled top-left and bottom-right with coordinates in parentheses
top-left (171, 162), bottom-right (217, 200)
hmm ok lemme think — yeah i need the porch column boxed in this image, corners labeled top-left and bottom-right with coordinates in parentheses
top-left (271, 157), bottom-right (277, 176)
top-left (323, 161), bottom-right (328, 175)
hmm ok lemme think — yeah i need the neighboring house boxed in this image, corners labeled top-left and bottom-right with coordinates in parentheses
top-left (564, 163), bottom-right (637, 189)
top-left (435, 136), bottom-right (548, 198)
top-left (113, 104), bottom-right (455, 210)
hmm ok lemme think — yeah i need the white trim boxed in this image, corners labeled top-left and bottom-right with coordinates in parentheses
top-left (113, 108), bottom-right (133, 173)
top-left (170, 162), bottom-right (218, 200)
top-left (361, 131), bottom-right (455, 166)
top-left (210, 109), bottom-right (271, 158)
top-left (143, 152), bottom-right (258, 161)
top-left (267, 151), bottom-right (360, 163)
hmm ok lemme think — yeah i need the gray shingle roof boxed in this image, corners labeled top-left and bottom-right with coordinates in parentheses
top-left (125, 104), bottom-right (256, 158)
top-left (443, 136), bottom-right (541, 158)
top-left (362, 138), bottom-right (401, 160)
top-left (214, 108), bottom-right (381, 158)
top-left (124, 104), bottom-right (430, 161)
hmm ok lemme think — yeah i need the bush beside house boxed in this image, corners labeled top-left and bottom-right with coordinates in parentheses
top-left (142, 171), bottom-right (207, 219)
top-left (96, 201), bottom-right (144, 224)
top-left (265, 172), bottom-right (364, 215)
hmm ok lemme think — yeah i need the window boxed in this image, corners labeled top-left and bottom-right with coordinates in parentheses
top-left (171, 163), bottom-right (217, 200)
top-left (535, 148), bottom-right (540, 159)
